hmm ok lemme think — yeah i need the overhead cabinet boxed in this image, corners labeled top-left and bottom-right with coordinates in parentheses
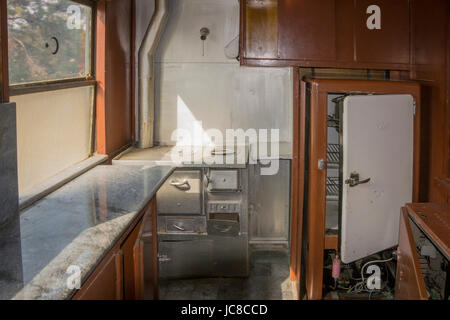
top-left (278, 0), bottom-right (337, 62)
top-left (240, 0), bottom-right (411, 68)
top-left (354, 0), bottom-right (410, 64)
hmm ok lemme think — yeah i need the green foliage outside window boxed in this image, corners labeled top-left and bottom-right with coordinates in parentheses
top-left (8, 0), bottom-right (92, 85)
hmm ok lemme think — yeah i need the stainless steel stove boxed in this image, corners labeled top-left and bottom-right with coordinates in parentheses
top-left (157, 167), bottom-right (249, 279)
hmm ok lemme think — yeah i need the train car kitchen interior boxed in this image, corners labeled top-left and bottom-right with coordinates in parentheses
top-left (0, 0), bottom-right (449, 303)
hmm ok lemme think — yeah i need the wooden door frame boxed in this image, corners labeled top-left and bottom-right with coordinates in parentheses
top-left (291, 78), bottom-right (421, 300)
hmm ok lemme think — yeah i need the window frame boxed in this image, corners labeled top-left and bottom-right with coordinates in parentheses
top-left (8, 0), bottom-right (97, 96)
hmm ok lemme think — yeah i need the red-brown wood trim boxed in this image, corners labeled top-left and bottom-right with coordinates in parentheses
top-left (239, 0), bottom-right (245, 65)
top-left (151, 198), bottom-right (158, 300)
top-left (95, 0), bottom-right (107, 155)
top-left (295, 79), bottom-right (307, 296)
top-left (133, 219), bottom-right (145, 300)
top-left (115, 250), bottom-right (124, 300)
top-left (131, 0), bottom-right (136, 142)
top-left (289, 67), bottom-right (300, 281)
top-left (122, 218), bottom-right (142, 300)
top-left (305, 85), bottom-right (327, 300)
top-left (241, 57), bottom-right (411, 71)
top-left (133, 198), bottom-right (158, 300)
top-left (0, 0), bottom-right (9, 103)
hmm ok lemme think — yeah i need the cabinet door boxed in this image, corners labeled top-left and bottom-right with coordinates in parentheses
top-left (354, 0), bottom-right (410, 64)
top-left (395, 208), bottom-right (428, 300)
top-left (249, 162), bottom-right (290, 243)
top-left (278, 0), bottom-right (336, 61)
top-left (73, 250), bottom-right (123, 300)
top-left (133, 199), bottom-right (158, 300)
top-left (244, 0), bottom-right (279, 59)
top-left (122, 220), bottom-right (142, 300)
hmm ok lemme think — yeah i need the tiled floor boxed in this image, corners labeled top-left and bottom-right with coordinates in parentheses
top-left (159, 249), bottom-right (294, 300)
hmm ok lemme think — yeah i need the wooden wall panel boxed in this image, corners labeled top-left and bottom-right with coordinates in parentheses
top-left (410, 0), bottom-right (449, 202)
top-left (448, 4), bottom-right (450, 180)
top-left (106, 0), bottom-right (132, 154)
top-left (96, 0), bottom-right (133, 156)
top-left (335, 0), bottom-right (354, 63)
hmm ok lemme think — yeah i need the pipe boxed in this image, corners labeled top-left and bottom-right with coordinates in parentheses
top-left (138, 0), bottom-right (169, 149)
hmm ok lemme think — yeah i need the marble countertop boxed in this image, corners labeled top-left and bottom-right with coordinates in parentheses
top-left (113, 145), bottom-right (249, 168)
top-left (5, 165), bottom-right (174, 300)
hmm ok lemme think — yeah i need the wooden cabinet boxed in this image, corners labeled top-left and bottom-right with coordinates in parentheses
top-left (278, 0), bottom-right (336, 61)
top-left (73, 198), bottom-right (158, 300)
top-left (354, 0), bottom-right (410, 64)
top-left (72, 250), bottom-right (123, 300)
top-left (122, 219), bottom-right (142, 300)
top-left (395, 203), bottom-right (450, 300)
top-left (243, 0), bottom-right (278, 59)
top-left (240, 0), bottom-right (411, 69)
top-left (395, 208), bottom-right (428, 300)
top-left (132, 199), bottom-right (158, 300)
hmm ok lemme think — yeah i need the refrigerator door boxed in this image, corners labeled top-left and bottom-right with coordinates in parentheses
top-left (341, 94), bottom-right (414, 264)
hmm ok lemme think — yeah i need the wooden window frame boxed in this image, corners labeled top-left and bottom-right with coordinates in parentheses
top-left (8, 0), bottom-right (97, 97)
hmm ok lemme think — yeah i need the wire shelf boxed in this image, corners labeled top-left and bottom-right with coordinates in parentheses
top-left (327, 144), bottom-right (340, 168)
top-left (326, 177), bottom-right (340, 200)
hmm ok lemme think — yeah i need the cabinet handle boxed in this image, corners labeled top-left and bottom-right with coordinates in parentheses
top-left (214, 225), bottom-right (233, 233)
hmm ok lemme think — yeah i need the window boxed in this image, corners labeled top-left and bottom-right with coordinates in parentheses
top-left (7, 0), bottom-right (97, 197)
top-left (8, 0), bottom-right (94, 87)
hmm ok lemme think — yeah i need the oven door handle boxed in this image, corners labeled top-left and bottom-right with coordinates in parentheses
top-left (172, 224), bottom-right (186, 231)
top-left (170, 179), bottom-right (190, 190)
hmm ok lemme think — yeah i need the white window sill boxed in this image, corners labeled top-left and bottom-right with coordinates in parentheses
top-left (19, 154), bottom-right (108, 211)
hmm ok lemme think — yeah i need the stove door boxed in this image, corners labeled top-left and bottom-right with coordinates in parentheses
top-left (341, 94), bottom-right (415, 264)
top-left (157, 170), bottom-right (203, 215)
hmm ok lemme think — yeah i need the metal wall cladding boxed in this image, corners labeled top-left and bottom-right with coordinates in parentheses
top-left (248, 160), bottom-right (291, 244)
top-left (153, 0), bottom-right (292, 146)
